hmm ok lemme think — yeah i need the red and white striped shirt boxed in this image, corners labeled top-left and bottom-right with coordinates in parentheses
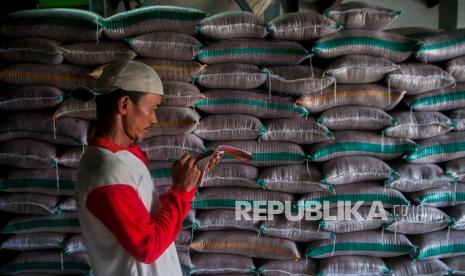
top-left (76, 137), bottom-right (194, 276)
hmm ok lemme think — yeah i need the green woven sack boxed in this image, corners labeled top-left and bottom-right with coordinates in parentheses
top-left (192, 187), bottom-right (293, 210)
top-left (0, 251), bottom-right (90, 275)
top-left (298, 182), bottom-right (410, 209)
top-left (308, 130), bottom-right (417, 162)
top-left (197, 39), bottom-right (311, 66)
top-left (0, 213), bottom-right (80, 234)
top-left (194, 90), bottom-right (308, 119)
top-left (416, 29), bottom-right (465, 63)
top-left (0, 168), bottom-right (76, 196)
top-left (267, 11), bottom-right (341, 41)
top-left (411, 184), bottom-right (465, 207)
top-left (320, 206), bottom-right (391, 233)
top-left (207, 140), bottom-right (306, 167)
top-left (306, 230), bottom-right (415, 258)
top-left (405, 83), bottom-right (465, 112)
top-left (197, 11), bottom-right (266, 40)
top-left (0, 8), bottom-right (103, 42)
top-left (405, 131), bottom-right (465, 163)
top-left (413, 230), bottom-right (465, 260)
top-left (103, 6), bottom-right (207, 39)
top-left (324, 1), bottom-right (400, 29)
top-left (313, 29), bottom-right (418, 63)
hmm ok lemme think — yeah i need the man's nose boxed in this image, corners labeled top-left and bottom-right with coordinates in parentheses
top-left (150, 114), bottom-right (158, 126)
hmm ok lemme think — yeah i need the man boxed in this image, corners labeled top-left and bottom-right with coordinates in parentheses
top-left (75, 60), bottom-right (221, 276)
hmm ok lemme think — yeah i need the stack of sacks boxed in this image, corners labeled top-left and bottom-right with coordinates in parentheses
top-left (304, 1), bottom-right (465, 275)
top-left (102, 6), bottom-right (209, 274)
top-left (182, 9), bottom-right (343, 276)
top-left (1, 3), bottom-right (465, 275)
top-left (0, 8), bottom-right (106, 275)
top-left (397, 26), bottom-right (465, 274)
top-left (300, 2), bottom-right (450, 275)
top-left (0, 6), bottom-right (208, 275)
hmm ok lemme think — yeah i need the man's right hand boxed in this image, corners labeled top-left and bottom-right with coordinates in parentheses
top-left (171, 153), bottom-right (202, 192)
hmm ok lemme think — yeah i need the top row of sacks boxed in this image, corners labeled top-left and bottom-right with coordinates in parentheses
top-left (2, 5), bottom-right (465, 63)
top-left (0, 2), bottom-right (402, 42)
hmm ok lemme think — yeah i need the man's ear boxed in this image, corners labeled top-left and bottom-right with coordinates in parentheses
top-left (117, 96), bottom-right (131, 115)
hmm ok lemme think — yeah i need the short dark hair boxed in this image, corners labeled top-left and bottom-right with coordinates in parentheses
top-left (95, 89), bottom-right (146, 119)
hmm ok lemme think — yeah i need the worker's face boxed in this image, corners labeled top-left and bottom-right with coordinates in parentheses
top-left (121, 93), bottom-right (161, 142)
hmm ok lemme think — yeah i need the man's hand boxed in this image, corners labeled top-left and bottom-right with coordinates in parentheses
top-left (171, 153), bottom-right (201, 192)
top-left (171, 152), bottom-right (223, 192)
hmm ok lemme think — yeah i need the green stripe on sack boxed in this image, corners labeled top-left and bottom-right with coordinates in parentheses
top-left (416, 244), bottom-right (465, 260)
top-left (194, 99), bottom-right (308, 115)
top-left (196, 48), bottom-right (310, 59)
top-left (0, 261), bottom-right (90, 274)
top-left (192, 199), bottom-right (271, 209)
top-left (417, 36), bottom-right (465, 52)
top-left (0, 218), bottom-right (80, 233)
top-left (300, 194), bottom-right (410, 208)
top-left (313, 36), bottom-right (416, 52)
top-left (105, 8), bottom-right (207, 30)
top-left (310, 142), bottom-right (416, 160)
top-left (410, 90), bottom-right (465, 108)
top-left (417, 192), bottom-right (465, 204)
top-left (0, 179), bottom-right (75, 191)
top-left (222, 152), bottom-right (305, 162)
top-left (405, 142), bottom-right (465, 161)
top-left (150, 168), bottom-right (171, 178)
top-left (306, 242), bottom-right (414, 257)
